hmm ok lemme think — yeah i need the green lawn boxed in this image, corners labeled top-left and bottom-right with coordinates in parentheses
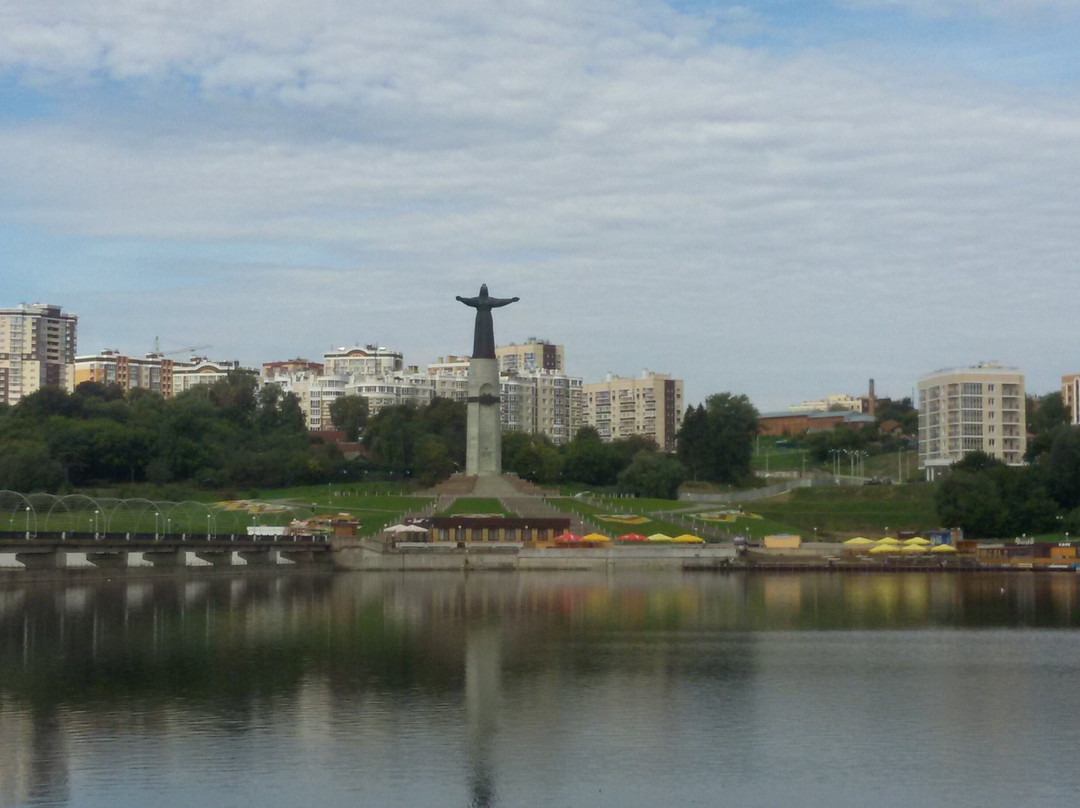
top-left (749, 483), bottom-right (940, 540)
top-left (7, 478), bottom-right (940, 541)
top-left (438, 498), bottom-right (513, 517)
top-left (5, 484), bottom-right (433, 538)
top-left (544, 497), bottom-right (689, 538)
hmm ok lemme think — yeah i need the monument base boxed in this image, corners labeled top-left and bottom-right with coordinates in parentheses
top-left (466, 357), bottom-right (501, 477)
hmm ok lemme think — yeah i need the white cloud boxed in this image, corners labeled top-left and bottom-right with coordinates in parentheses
top-left (1, 1), bottom-right (1079, 408)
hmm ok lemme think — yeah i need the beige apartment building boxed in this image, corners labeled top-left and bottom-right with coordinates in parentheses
top-left (0, 303), bottom-right (78, 405)
top-left (495, 339), bottom-right (564, 374)
top-left (75, 351), bottom-right (244, 398)
top-left (584, 371), bottom-right (684, 452)
top-left (75, 350), bottom-right (175, 396)
top-left (1062, 373), bottom-right (1080, 425)
top-left (917, 363), bottom-right (1026, 479)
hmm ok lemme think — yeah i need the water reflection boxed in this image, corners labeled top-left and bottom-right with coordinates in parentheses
top-left (0, 570), bottom-right (1079, 807)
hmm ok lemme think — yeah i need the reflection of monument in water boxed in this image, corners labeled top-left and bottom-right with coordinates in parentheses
top-left (456, 284), bottom-right (519, 477)
top-left (464, 626), bottom-right (500, 808)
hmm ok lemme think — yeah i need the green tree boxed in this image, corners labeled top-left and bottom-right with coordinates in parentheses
top-left (503, 431), bottom-right (563, 484)
top-left (329, 394), bottom-right (370, 441)
top-left (0, 440), bottom-right (64, 491)
top-left (207, 370), bottom-right (259, 427)
top-left (561, 427), bottom-right (622, 487)
top-left (363, 405), bottom-right (419, 473)
top-left (676, 393), bottom-right (758, 483)
top-left (874, 397), bottom-right (917, 435)
top-left (934, 469), bottom-right (1008, 538)
top-left (1027, 392), bottom-right (1070, 461)
top-left (1046, 426), bottom-right (1080, 510)
top-left (419, 397), bottom-right (466, 466)
top-left (616, 451), bottom-right (687, 500)
top-left (414, 434), bottom-right (456, 486)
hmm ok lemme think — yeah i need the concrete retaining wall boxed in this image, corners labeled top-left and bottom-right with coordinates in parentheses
top-left (331, 543), bottom-right (737, 572)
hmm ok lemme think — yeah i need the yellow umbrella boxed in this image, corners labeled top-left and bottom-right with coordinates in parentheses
top-left (900, 544), bottom-right (927, 554)
top-left (583, 532), bottom-right (611, 543)
top-left (844, 537), bottom-right (874, 546)
top-left (930, 544), bottom-right (958, 553)
top-left (648, 533), bottom-right (674, 542)
top-left (875, 537), bottom-right (900, 545)
top-left (869, 544), bottom-right (898, 554)
top-left (673, 534), bottom-right (705, 544)
top-left (904, 536), bottom-right (931, 546)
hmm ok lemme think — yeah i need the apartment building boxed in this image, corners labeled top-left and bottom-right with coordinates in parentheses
top-left (75, 350), bottom-right (174, 396)
top-left (263, 359), bottom-right (324, 381)
top-left (265, 371), bottom-right (345, 431)
top-left (427, 353), bottom-right (582, 444)
top-left (1062, 373), bottom-right (1080, 425)
top-left (0, 303), bottom-right (78, 405)
top-left (499, 369), bottom-right (582, 445)
top-left (171, 358), bottom-right (243, 394)
top-left (495, 339), bottom-right (564, 374)
top-left (346, 372), bottom-right (434, 414)
top-left (427, 356), bottom-right (470, 404)
top-left (788, 393), bottom-right (864, 413)
top-left (583, 371), bottom-right (684, 452)
top-left (917, 363), bottom-right (1026, 479)
top-left (323, 345), bottom-right (403, 378)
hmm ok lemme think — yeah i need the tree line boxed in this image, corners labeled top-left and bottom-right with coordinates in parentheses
top-left (0, 373), bottom-right (338, 493)
top-left (933, 392), bottom-right (1076, 538)
top-left (0, 381), bottom-right (762, 498)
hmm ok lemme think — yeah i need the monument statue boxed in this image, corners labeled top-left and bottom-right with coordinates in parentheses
top-left (456, 284), bottom-right (519, 359)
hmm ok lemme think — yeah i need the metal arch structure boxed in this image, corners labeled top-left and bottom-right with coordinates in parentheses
top-left (163, 500), bottom-right (218, 537)
top-left (0, 490), bottom-right (38, 535)
top-left (43, 493), bottom-right (109, 534)
top-left (2, 491), bottom-right (332, 539)
top-left (104, 497), bottom-right (162, 536)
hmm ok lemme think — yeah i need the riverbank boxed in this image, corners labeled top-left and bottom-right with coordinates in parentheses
top-left (328, 539), bottom-right (1003, 572)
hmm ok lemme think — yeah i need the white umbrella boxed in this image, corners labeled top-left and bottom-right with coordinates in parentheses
top-left (385, 523), bottom-right (428, 534)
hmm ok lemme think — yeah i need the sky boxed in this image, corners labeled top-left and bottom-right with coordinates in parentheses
top-left (2, 0), bottom-right (1080, 412)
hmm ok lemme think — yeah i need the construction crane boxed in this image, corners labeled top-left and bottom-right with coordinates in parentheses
top-left (151, 337), bottom-right (213, 357)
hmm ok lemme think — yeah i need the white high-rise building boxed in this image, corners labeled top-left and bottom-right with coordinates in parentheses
top-left (917, 363), bottom-right (1026, 479)
top-left (323, 345), bottom-right (403, 378)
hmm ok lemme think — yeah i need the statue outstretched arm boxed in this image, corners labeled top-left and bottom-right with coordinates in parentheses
top-left (456, 295), bottom-right (480, 307)
top-left (487, 296), bottom-right (520, 308)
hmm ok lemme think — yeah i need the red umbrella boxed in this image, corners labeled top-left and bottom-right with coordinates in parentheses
top-left (554, 532), bottom-right (584, 543)
top-left (617, 533), bottom-right (649, 542)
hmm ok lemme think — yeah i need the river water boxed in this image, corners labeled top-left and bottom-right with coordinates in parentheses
top-left (1, 570), bottom-right (1079, 808)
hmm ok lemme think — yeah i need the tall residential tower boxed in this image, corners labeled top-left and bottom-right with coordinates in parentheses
top-left (0, 303), bottom-right (78, 405)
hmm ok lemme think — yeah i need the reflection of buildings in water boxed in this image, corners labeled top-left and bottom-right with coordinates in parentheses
top-left (0, 705), bottom-right (33, 806)
top-left (0, 705), bottom-right (70, 808)
top-left (369, 571), bottom-right (753, 633)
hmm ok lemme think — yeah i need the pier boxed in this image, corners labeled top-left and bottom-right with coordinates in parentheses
top-left (0, 530), bottom-right (330, 570)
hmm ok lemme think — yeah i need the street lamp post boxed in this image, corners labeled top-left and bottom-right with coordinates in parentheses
top-left (25, 506), bottom-right (31, 537)
top-left (206, 513), bottom-right (212, 540)
top-left (93, 509), bottom-right (99, 537)
top-left (155, 512), bottom-right (161, 539)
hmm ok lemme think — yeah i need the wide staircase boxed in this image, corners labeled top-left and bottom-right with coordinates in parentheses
top-left (401, 474), bottom-right (602, 538)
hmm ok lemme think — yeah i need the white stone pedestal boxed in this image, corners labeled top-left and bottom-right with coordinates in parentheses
top-left (466, 357), bottom-right (501, 477)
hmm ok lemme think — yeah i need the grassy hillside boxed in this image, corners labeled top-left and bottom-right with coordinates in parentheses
top-left (748, 483), bottom-right (940, 540)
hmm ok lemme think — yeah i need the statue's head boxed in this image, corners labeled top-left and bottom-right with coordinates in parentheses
top-left (480, 283), bottom-right (489, 296)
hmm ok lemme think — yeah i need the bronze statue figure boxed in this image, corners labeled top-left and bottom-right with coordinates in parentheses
top-left (456, 284), bottom-right (519, 359)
